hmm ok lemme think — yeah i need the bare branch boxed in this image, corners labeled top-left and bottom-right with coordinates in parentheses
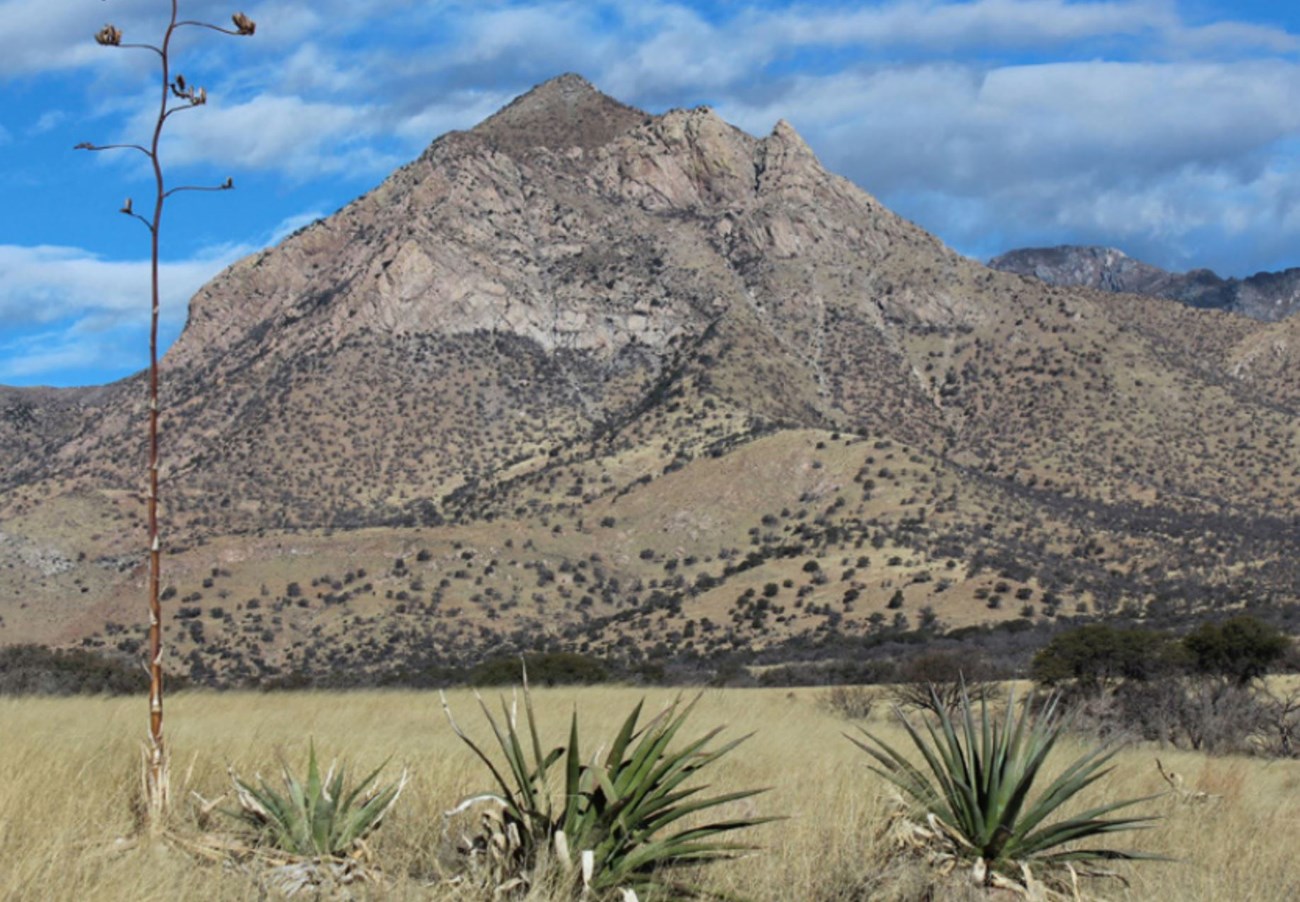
top-left (119, 42), bottom-right (164, 56)
top-left (108, 198), bottom-right (155, 233)
top-left (163, 178), bottom-right (235, 199)
top-left (95, 27), bottom-right (163, 56)
top-left (175, 13), bottom-right (257, 38)
top-left (74, 141), bottom-right (151, 157)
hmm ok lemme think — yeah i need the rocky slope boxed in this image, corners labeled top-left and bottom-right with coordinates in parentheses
top-left (1, 75), bottom-right (1297, 685)
top-left (989, 245), bottom-right (1300, 322)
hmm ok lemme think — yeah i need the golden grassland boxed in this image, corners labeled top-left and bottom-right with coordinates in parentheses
top-left (2, 687), bottom-right (1298, 901)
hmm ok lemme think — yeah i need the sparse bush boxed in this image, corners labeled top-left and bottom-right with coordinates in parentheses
top-left (891, 650), bottom-right (992, 716)
top-left (820, 684), bottom-right (877, 720)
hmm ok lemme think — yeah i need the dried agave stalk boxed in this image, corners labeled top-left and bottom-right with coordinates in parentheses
top-left (75, 1), bottom-right (255, 828)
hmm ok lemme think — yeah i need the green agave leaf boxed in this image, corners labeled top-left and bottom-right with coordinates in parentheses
top-left (225, 745), bottom-right (405, 858)
top-left (851, 686), bottom-right (1162, 881)
top-left (448, 684), bottom-right (770, 897)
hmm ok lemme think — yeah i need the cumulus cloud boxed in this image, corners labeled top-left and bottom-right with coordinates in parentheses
top-left (713, 54), bottom-right (1300, 271)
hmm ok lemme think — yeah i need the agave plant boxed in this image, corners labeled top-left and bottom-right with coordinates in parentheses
top-left (225, 743), bottom-right (407, 860)
top-left (851, 686), bottom-right (1163, 893)
top-left (442, 684), bottom-right (772, 898)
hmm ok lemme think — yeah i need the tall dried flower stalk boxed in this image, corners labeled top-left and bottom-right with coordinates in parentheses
top-left (76, 1), bottom-right (255, 829)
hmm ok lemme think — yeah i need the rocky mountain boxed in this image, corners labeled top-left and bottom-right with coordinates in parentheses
top-left (989, 245), bottom-right (1300, 322)
top-left (2, 75), bottom-right (1298, 686)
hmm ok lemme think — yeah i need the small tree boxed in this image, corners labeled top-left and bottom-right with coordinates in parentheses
top-left (1182, 615), bottom-right (1290, 686)
top-left (892, 649), bottom-right (992, 716)
top-left (1030, 623), bottom-right (1174, 694)
top-left (76, 2), bottom-right (255, 828)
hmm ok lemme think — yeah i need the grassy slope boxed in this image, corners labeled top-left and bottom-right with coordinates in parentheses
top-left (1, 687), bottom-right (1296, 900)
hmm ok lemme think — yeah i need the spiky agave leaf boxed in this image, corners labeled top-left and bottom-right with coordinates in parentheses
top-left (223, 742), bottom-right (407, 859)
top-left (851, 685), bottom-right (1164, 886)
top-left (444, 683), bottom-right (774, 899)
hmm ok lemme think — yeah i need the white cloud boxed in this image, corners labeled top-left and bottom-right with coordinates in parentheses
top-left (755, 0), bottom-right (1173, 49)
top-left (1165, 19), bottom-right (1300, 55)
top-left (0, 243), bottom-right (238, 330)
top-left (0, 245), bottom-right (228, 386)
top-left (712, 54), bottom-right (1300, 273)
top-left (392, 90), bottom-right (518, 145)
top-left (140, 93), bottom-right (395, 179)
top-left (0, 202), bottom-right (333, 384)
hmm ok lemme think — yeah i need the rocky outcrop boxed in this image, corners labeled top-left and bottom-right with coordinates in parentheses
top-left (989, 245), bottom-right (1300, 322)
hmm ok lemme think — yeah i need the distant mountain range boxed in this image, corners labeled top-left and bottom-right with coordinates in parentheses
top-left (989, 245), bottom-right (1300, 322)
top-left (3, 75), bottom-right (1298, 686)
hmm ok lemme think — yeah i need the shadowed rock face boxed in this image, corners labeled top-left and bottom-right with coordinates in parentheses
top-left (989, 245), bottom-right (1300, 322)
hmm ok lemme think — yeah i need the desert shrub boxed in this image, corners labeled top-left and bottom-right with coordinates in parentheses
top-left (0, 644), bottom-right (147, 696)
top-left (891, 650), bottom-right (993, 716)
top-left (1034, 618), bottom-right (1296, 756)
top-left (471, 652), bottom-right (609, 687)
top-left (820, 684), bottom-right (877, 720)
top-left (1109, 677), bottom-right (1270, 754)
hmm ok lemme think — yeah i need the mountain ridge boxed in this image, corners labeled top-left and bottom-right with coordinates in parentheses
top-left (989, 244), bottom-right (1300, 322)
top-left (2, 75), bottom-right (1297, 685)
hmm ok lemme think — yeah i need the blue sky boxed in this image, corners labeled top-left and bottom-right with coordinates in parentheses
top-left (2, 0), bottom-right (1299, 387)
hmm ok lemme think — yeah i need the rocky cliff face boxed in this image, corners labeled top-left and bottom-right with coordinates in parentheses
top-left (989, 245), bottom-right (1300, 322)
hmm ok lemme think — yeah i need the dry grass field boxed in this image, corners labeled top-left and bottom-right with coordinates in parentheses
top-left (2, 687), bottom-right (1297, 901)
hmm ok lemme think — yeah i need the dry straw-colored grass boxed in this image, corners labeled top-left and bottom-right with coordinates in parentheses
top-left (1, 687), bottom-right (1297, 900)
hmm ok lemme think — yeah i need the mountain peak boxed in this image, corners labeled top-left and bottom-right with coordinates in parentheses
top-left (473, 73), bottom-right (645, 154)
